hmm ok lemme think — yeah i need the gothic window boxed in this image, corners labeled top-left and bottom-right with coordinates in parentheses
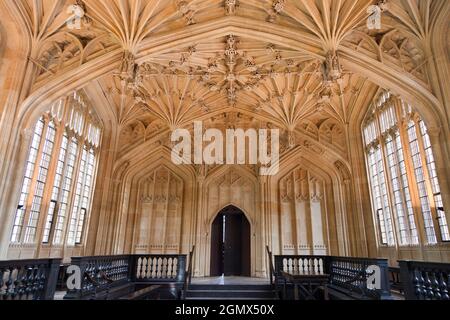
top-left (10, 92), bottom-right (102, 247)
top-left (364, 92), bottom-right (449, 246)
top-left (54, 137), bottom-right (78, 245)
top-left (419, 121), bottom-right (450, 241)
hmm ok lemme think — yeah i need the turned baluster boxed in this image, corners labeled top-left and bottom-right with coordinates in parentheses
top-left (440, 273), bottom-right (450, 300)
top-left (36, 265), bottom-right (46, 300)
top-left (424, 272), bottom-right (433, 299)
top-left (18, 266), bottom-right (28, 298)
top-left (431, 272), bottom-right (441, 300)
top-left (3, 268), bottom-right (12, 300)
top-left (413, 269), bottom-right (424, 299)
top-left (157, 258), bottom-right (163, 278)
top-left (32, 265), bottom-right (42, 299)
top-left (147, 257), bottom-right (153, 279)
top-left (0, 268), bottom-right (5, 300)
top-left (436, 272), bottom-right (450, 300)
top-left (13, 268), bottom-right (23, 300)
top-left (25, 265), bottom-right (35, 298)
top-left (152, 258), bottom-right (158, 278)
top-left (173, 258), bottom-right (179, 279)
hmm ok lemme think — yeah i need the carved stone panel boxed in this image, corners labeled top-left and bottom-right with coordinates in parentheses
top-left (135, 167), bottom-right (183, 254)
top-left (278, 167), bottom-right (327, 255)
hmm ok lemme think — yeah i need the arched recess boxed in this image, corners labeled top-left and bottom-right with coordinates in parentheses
top-left (266, 146), bottom-right (360, 258)
top-left (196, 165), bottom-right (261, 278)
top-left (102, 146), bottom-right (196, 256)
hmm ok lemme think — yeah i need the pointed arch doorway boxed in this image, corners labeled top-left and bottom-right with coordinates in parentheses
top-left (210, 205), bottom-right (251, 277)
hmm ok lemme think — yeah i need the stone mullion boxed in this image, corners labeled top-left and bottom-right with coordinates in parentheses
top-left (374, 111), bottom-right (398, 248)
top-left (366, 147), bottom-right (383, 247)
top-left (397, 120), bottom-right (427, 256)
top-left (380, 138), bottom-right (400, 247)
top-left (76, 146), bottom-right (91, 245)
top-left (367, 111), bottom-right (384, 246)
top-left (35, 122), bottom-right (65, 256)
top-left (426, 128), bottom-right (450, 241)
top-left (62, 136), bottom-right (84, 249)
top-left (46, 97), bottom-right (73, 247)
top-left (48, 131), bottom-right (72, 246)
top-left (390, 129), bottom-right (413, 245)
top-left (79, 149), bottom-right (100, 255)
top-left (413, 118), bottom-right (443, 243)
top-left (19, 117), bottom-right (50, 244)
top-left (393, 100), bottom-right (420, 246)
top-left (40, 97), bottom-right (71, 247)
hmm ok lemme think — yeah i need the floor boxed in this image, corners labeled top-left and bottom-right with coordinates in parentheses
top-left (192, 276), bottom-right (270, 285)
top-left (54, 291), bottom-right (66, 300)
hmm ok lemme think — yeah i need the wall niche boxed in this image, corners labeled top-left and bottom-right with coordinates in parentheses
top-left (134, 166), bottom-right (184, 254)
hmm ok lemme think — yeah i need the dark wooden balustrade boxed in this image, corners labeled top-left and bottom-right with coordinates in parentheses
top-left (181, 246), bottom-right (195, 299)
top-left (399, 260), bottom-right (450, 300)
top-left (268, 251), bottom-right (391, 300)
top-left (389, 267), bottom-right (402, 293)
top-left (0, 258), bottom-right (61, 300)
top-left (64, 254), bottom-right (187, 300)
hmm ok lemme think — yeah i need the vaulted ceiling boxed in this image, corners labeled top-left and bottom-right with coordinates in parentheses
top-left (10, 0), bottom-right (445, 156)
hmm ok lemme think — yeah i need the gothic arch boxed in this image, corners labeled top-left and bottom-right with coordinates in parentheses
top-left (267, 146), bottom-right (359, 257)
top-left (202, 165), bottom-right (259, 225)
top-left (211, 203), bottom-right (253, 230)
top-left (104, 146), bottom-right (196, 255)
top-left (195, 165), bottom-right (261, 277)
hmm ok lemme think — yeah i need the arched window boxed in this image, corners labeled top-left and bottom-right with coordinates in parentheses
top-left (11, 92), bottom-right (102, 247)
top-left (363, 92), bottom-right (449, 246)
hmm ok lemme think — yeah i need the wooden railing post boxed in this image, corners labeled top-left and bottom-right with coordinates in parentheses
top-left (42, 259), bottom-right (62, 300)
top-left (64, 256), bottom-right (84, 300)
top-left (378, 259), bottom-right (392, 300)
top-left (182, 246), bottom-right (196, 300)
top-left (399, 261), bottom-right (416, 300)
top-left (266, 246), bottom-right (274, 286)
top-left (398, 260), bottom-right (450, 300)
top-left (0, 258), bottom-right (62, 300)
top-left (128, 255), bottom-right (137, 282)
top-left (177, 255), bottom-right (187, 283)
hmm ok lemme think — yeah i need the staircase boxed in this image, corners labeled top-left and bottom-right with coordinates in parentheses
top-left (185, 284), bottom-right (277, 300)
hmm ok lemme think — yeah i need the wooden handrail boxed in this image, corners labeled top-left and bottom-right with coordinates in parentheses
top-left (272, 255), bottom-right (392, 300)
top-left (266, 246), bottom-right (275, 287)
top-left (64, 253), bottom-right (188, 300)
top-left (182, 246), bottom-right (196, 299)
top-left (399, 260), bottom-right (450, 300)
top-left (0, 258), bottom-right (61, 300)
